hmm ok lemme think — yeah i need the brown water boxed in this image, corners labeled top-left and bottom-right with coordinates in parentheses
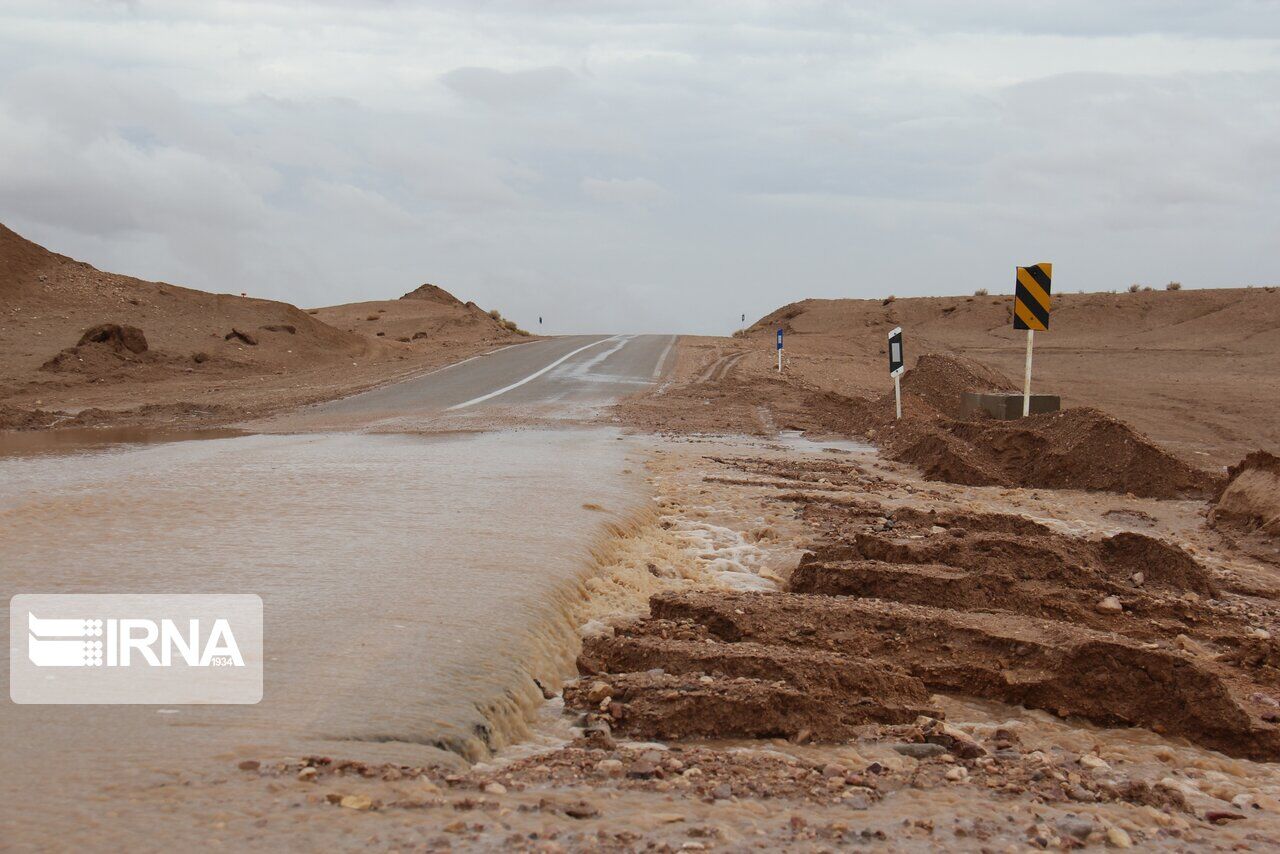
top-left (0, 427), bottom-right (647, 846)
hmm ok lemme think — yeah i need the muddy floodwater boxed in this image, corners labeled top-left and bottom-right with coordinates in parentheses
top-left (0, 427), bottom-right (646, 846)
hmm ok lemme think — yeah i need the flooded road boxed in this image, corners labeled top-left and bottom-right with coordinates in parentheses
top-left (1, 335), bottom-right (673, 847)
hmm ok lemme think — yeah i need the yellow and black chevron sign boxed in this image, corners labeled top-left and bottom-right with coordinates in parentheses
top-left (1013, 262), bottom-right (1052, 331)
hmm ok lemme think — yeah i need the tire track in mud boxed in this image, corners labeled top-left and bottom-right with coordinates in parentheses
top-left (696, 351), bottom-right (744, 384)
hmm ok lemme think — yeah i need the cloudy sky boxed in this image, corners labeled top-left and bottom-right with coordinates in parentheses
top-left (1, 1), bottom-right (1277, 333)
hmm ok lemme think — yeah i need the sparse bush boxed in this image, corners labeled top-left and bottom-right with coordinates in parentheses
top-left (487, 307), bottom-right (530, 336)
top-left (973, 288), bottom-right (988, 296)
top-left (1166, 281), bottom-right (1182, 291)
top-left (1128, 284), bottom-right (1141, 293)
top-left (1142, 285), bottom-right (1154, 292)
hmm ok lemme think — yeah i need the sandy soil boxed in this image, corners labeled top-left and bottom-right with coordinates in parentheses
top-left (0, 224), bottom-right (526, 428)
top-left (646, 288), bottom-right (1280, 468)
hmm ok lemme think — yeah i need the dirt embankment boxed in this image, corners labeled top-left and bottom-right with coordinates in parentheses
top-left (742, 288), bottom-right (1280, 467)
top-left (864, 355), bottom-right (1222, 499)
top-left (565, 456), bottom-right (1280, 763)
top-left (1211, 451), bottom-right (1280, 567)
top-left (0, 224), bottom-right (524, 429)
top-left (617, 340), bottom-right (1221, 500)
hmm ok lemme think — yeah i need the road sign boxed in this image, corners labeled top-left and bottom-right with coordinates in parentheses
top-left (776, 328), bottom-right (784, 372)
top-left (887, 327), bottom-right (904, 377)
top-left (776, 329), bottom-right (784, 350)
top-left (888, 326), bottom-right (904, 419)
top-left (1013, 263), bottom-right (1052, 331)
top-left (1013, 262), bottom-right (1052, 416)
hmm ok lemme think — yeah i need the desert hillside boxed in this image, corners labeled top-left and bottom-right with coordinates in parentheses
top-left (0, 224), bottom-right (525, 428)
top-left (310, 282), bottom-right (526, 346)
top-left (735, 287), bottom-right (1280, 466)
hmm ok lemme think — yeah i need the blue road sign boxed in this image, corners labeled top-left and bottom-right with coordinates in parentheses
top-left (777, 329), bottom-right (784, 350)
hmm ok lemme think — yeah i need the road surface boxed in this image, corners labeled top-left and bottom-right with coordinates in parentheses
top-left (279, 333), bottom-right (677, 428)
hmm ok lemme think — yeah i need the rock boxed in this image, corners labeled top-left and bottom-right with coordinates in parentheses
top-left (626, 760), bottom-right (658, 779)
top-left (1105, 825), bottom-right (1133, 848)
top-left (711, 783), bottom-right (733, 800)
top-left (921, 718), bottom-right (986, 759)
top-left (339, 794), bottom-right (373, 810)
top-left (585, 680), bottom-right (613, 703)
top-left (562, 801), bottom-right (599, 819)
top-left (1079, 754), bottom-right (1111, 772)
top-left (483, 782), bottom-right (506, 795)
top-left (192, 351), bottom-right (209, 364)
top-left (297, 767), bottom-right (318, 781)
top-left (1131, 572), bottom-right (1145, 586)
top-left (1205, 810), bottom-right (1245, 824)
top-left (595, 759), bottom-right (623, 777)
top-left (1056, 816), bottom-right (1095, 841)
top-left (944, 767), bottom-right (967, 781)
top-left (225, 328), bottom-right (258, 346)
top-left (654, 813), bottom-right (685, 823)
top-left (1175, 634), bottom-right (1209, 656)
top-left (1095, 595), bottom-right (1123, 614)
top-left (78, 323), bottom-right (148, 353)
top-left (891, 742), bottom-right (947, 759)
top-left (237, 759), bottom-right (261, 771)
top-left (1066, 785), bottom-right (1097, 802)
top-left (261, 324), bottom-right (297, 334)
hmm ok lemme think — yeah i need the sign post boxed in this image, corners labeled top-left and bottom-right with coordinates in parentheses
top-left (776, 328), bottom-right (784, 372)
top-left (888, 326), bottom-right (905, 419)
top-left (1012, 262), bottom-right (1052, 416)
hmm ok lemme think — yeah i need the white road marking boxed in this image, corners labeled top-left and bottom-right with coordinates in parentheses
top-left (446, 336), bottom-right (622, 410)
top-left (559, 334), bottom-right (634, 378)
top-left (652, 334), bottom-right (677, 378)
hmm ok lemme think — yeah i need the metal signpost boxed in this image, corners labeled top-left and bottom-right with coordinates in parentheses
top-left (888, 326), bottom-right (905, 419)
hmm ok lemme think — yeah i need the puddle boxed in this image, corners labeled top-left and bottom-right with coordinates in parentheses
top-left (0, 425), bottom-right (248, 458)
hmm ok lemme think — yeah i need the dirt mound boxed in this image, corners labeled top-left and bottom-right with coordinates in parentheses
top-left (649, 590), bottom-right (1280, 761)
top-left (399, 283), bottom-right (465, 306)
top-left (77, 323), bottom-right (148, 353)
top-left (567, 624), bottom-right (936, 741)
top-left (887, 406), bottom-right (1220, 499)
top-left (790, 525), bottom-right (1244, 649)
top-left (898, 353), bottom-right (1016, 418)
top-left (1212, 451), bottom-right (1280, 537)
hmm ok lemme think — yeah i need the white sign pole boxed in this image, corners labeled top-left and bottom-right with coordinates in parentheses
top-left (894, 374), bottom-right (902, 420)
top-left (777, 348), bottom-right (782, 373)
top-left (1022, 328), bottom-right (1035, 416)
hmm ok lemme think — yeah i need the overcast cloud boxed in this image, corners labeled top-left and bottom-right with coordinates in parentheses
top-left (1, 1), bottom-right (1277, 333)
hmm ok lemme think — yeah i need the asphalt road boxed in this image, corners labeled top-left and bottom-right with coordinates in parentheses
top-left (311, 334), bottom-right (675, 417)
